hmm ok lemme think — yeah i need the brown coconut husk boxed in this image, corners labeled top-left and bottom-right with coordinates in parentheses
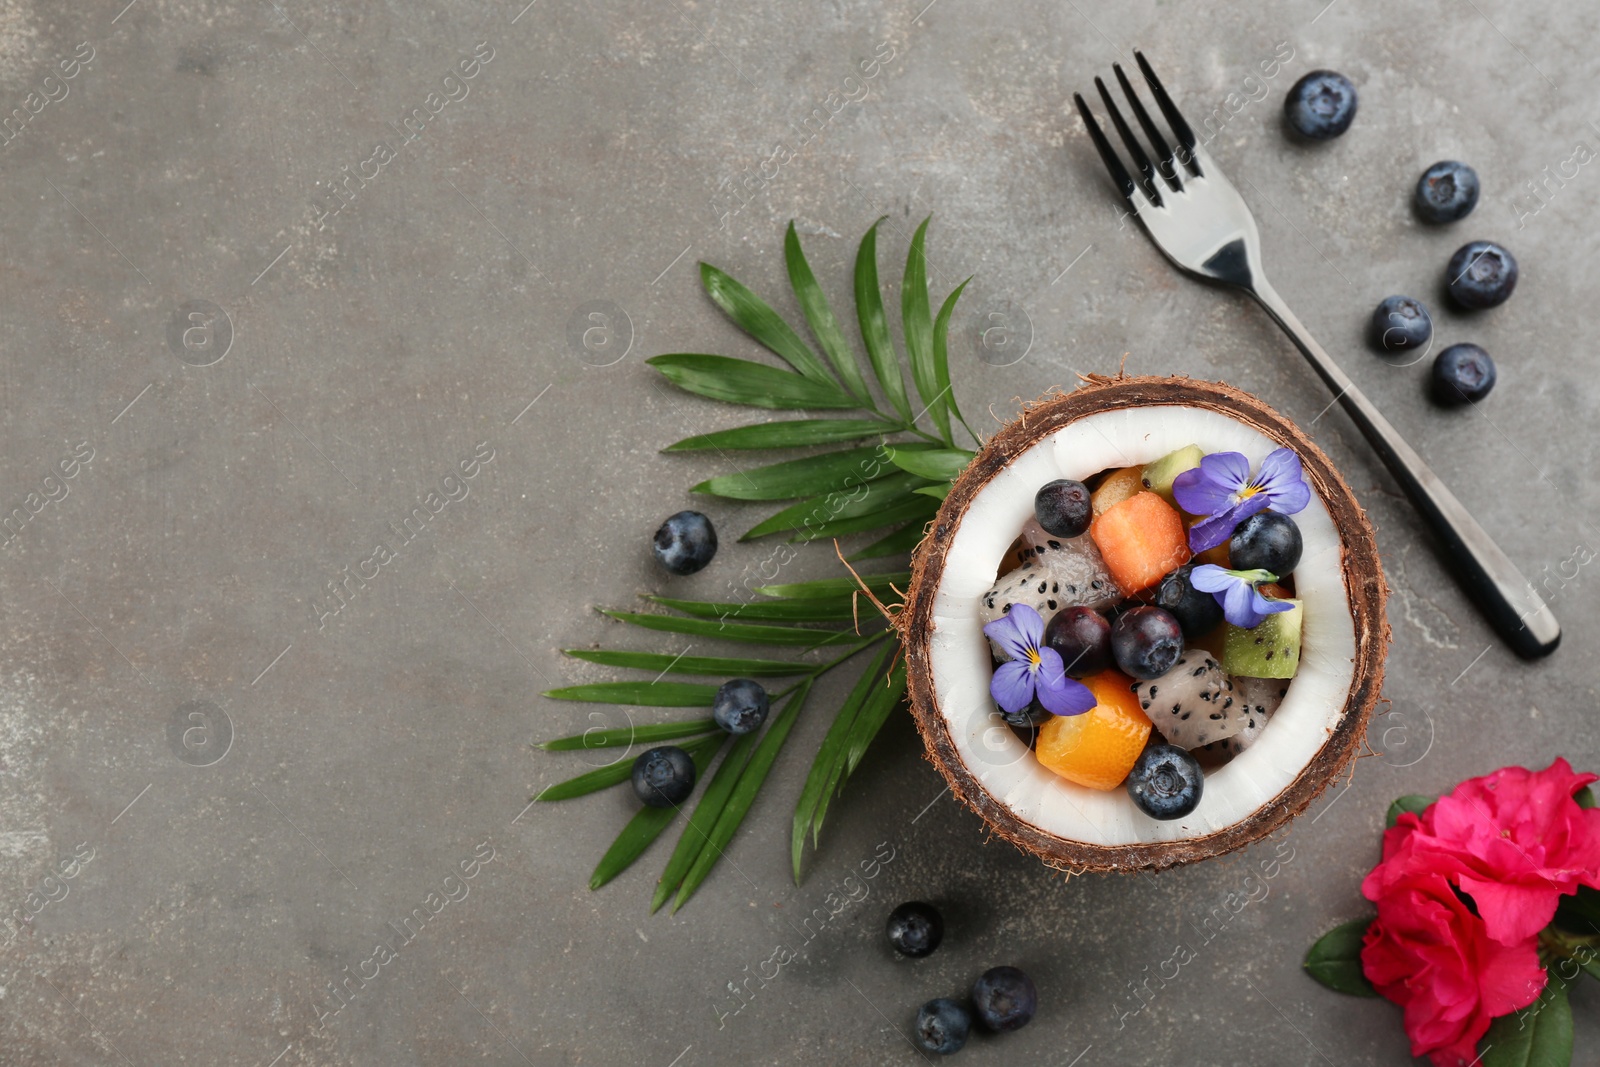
top-left (898, 375), bottom-right (1389, 873)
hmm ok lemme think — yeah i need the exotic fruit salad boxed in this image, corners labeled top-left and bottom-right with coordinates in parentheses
top-left (900, 377), bottom-right (1388, 872)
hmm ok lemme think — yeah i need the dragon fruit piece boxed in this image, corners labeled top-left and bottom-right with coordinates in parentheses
top-left (1199, 676), bottom-right (1289, 757)
top-left (980, 525), bottom-right (1120, 658)
top-left (1131, 651), bottom-right (1244, 750)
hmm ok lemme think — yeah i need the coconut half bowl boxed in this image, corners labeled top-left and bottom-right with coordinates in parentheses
top-left (900, 375), bottom-right (1389, 873)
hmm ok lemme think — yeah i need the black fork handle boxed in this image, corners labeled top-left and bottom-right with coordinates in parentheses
top-left (1250, 279), bottom-right (1561, 659)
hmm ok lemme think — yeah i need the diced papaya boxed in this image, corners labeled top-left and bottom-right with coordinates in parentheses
top-left (1090, 491), bottom-right (1192, 594)
top-left (1035, 669), bottom-right (1151, 790)
top-left (1090, 466), bottom-right (1146, 517)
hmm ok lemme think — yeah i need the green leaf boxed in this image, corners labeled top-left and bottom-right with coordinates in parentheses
top-left (1576, 785), bottom-right (1596, 809)
top-left (843, 658), bottom-right (907, 774)
top-left (1582, 955), bottom-right (1600, 983)
top-left (662, 418), bottom-right (890, 452)
top-left (651, 729), bottom-right (762, 912)
top-left (589, 736), bottom-right (724, 889)
top-left (543, 682), bottom-right (720, 707)
top-left (600, 610), bottom-right (855, 647)
top-left (542, 733), bottom-right (722, 803)
top-left (933, 276), bottom-right (975, 441)
top-left (1480, 968), bottom-right (1572, 1067)
top-left (785, 222), bottom-right (871, 404)
top-left (809, 662), bottom-right (904, 850)
top-left (562, 649), bottom-right (809, 678)
top-left (755, 571), bottom-right (910, 600)
top-left (1553, 885), bottom-right (1600, 935)
top-left (1302, 917), bottom-right (1379, 996)
top-left (691, 445), bottom-right (905, 502)
top-left (649, 354), bottom-right (855, 411)
top-left (672, 679), bottom-right (814, 911)
top-left (645, 595), bottom-right (861, 623)
top-left (741, 471), bottom-right (932, 540)
top-left (534, 756), bottom-right (636, 801)
top-left (540, 718), bottom-right (717, 751)
top-left (1386, 795), bottom-right (1436, 828)
top-left (849, 522), bottom-right (929, 561)
top-left (701, 262), bottom-right (836, 386)
top-left (788, 493), bottom-right (939, 544)
top-left (854, 221), bottom-right (911, 423)
top-left (901, 217), bottom-right (946, 440)
top-left (885, 446), bottom-right (973, 482)
top-left (793, 644), bottom-right (895, 880)
top-left (914, 485), bottom-right (950, 501)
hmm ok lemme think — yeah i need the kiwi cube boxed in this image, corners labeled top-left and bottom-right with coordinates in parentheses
top-left (1141, 444), bottom-right (1205, 505)
top-left (1222, 599), bottom-right (1302, 679)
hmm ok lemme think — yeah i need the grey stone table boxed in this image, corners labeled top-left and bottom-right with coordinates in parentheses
top-left (0, 0), bottom-right (1594, 1063)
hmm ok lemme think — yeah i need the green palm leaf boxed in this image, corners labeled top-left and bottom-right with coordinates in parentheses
top-left (849, 522), bottom-right (929, 561)
top-left (792, 643), bottom-right (895, 880)
top-left (691, 445), bottom-right (912, 502)
top-left (701, 263), bottom-right (837, 386)
top-left (589, 735), bottom-right (725, 889)
top-left (648, 355), bottom-right (855, 410)
top-left (785, 222), bottom-right (871, 403)
top-left (540, 718), bottom-right (717, 751)
top-left (854, 220), bottom-right (912, 423)
top-left (662, 418), bottom-right (890, 453)
top-left (934, 277), bottom-right (976, 441)
top-left (541, 218), bottom-right (974, 910)
top-left (671, 679), bottom-right (814, 911)
top-left (741, 471), bottom-right (932, 541)
top-left (600, 610), bottom-right (858, 648)
top-left (543, 682), bottom-right (720, 706)
top-left (901, 217), bottom-right (946, 440)
top-left (644, 595), bottom-right (861, 623)
top-left (563, 649), bottom-right (810, 678)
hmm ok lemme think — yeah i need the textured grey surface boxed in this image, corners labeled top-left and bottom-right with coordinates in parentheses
top-left (0, 0), bottom-right (1595, 1063)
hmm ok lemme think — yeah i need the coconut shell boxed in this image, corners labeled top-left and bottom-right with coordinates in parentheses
top-left (899, 375), bottom-right (1389, 873)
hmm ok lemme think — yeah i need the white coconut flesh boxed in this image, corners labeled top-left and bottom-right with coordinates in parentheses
top-left (925, 404), bottom-right (1356, 847)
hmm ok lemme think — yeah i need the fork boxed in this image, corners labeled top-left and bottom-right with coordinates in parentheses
top-left (1074, 53), bottom-right (1559, 659)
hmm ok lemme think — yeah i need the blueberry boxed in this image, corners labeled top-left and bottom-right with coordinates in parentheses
top-left (1044, 606), bottom-right (1113, 678)
top-left (1369, 295), bottom-right (1433, 353)
top-left (1110, 607), bottom-right (1185, 681)
top-left (971, 966), bottom-right (1038, 1032)
top-left (630, 746), bottom-right (695, 808)
top-left (1431, 343), bottom-right (1497, 405)
top-left (1153, 565), bottom-right (1225, 640)
top-left (1229, 512), bottom-right (1303, 577)
top-left (1034, 479), bottom-right (1092, 539)
top-left (1447, 241), bottom-right (1518, 309)
top-left (1284, 70), bottom-right (1358, 140)
top-left (712, 678), bottom-right (769, 735)
top-left (886, 901), bottom-right (944, 958)
top-left (1000, 699), bottom-right (1052, 732)
top-left (653, 510), bottom-right (717, 575)
top-left (1415, 161), bottom-right (1480, 223)
top-left (915, 998), bottom-right (971, 1055)
top-left (1127, 743), bottom-right (1204, 820)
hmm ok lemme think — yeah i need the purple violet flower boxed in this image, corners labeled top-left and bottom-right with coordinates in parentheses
top-left (1171, 448), bottom-right (1312, 553)
top-left (1189, 565), bottom-right (1295, 629)
top-left (982, 604), bottom-right (1097, 717)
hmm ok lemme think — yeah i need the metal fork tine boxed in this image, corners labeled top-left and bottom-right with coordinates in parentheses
top-left (1073, 92), bottom-right (1139, 203)
top-left (1094, 76), bottom-right (1162, 206)
top-left (1134, 51), bottom-right (1201, 177)
top-left (1113, 63), bottom-right (1180, 192)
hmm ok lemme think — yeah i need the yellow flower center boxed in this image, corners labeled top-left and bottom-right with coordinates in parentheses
top-left (1026, 648), bottom-right (1042, 668)
top-left (1238, 483), bottom-right (1263, 501)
